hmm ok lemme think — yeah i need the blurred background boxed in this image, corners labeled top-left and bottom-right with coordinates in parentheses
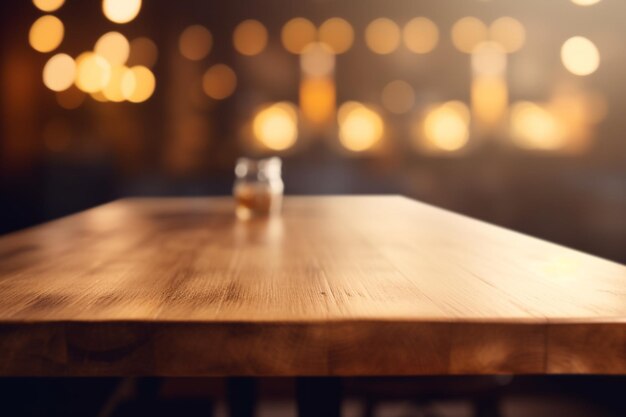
top-left (1, 0), bottom-right (625, 267)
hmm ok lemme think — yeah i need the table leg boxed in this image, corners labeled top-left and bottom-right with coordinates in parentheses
top-left (296, 377), bottom-right (341, 417)
top-left (227, 377), bottom-right (257, 417)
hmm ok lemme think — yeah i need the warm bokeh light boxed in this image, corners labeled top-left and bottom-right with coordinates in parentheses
top-left (489, 17), bottom-right (526, 53)
top-left (281, 17), bottom-right (317, 54)
top-left (103, 65), bottom-right (132, 102)
top-left (253, 102), bottom-right (299, 151)
top-left (381, 80), bottom-right (415, 114)
top-left (472, 76), bottom-right (508, 131)
top-left (56, 86), bottom-right (86, 109)
top-left (43, 53), bottom-right (75, 92)
top-left (300, 43), bottom-right (335, 77)
top-left (421, 101), bottom-right (470, 151)
top-left (94, 31), bottom-right (130, 66)
top-left (451, 17), bottom-right (487, 54)
top-left (318, 17), bottom-right (354, 54)
top-left (233, 19), bottom-right (268, 56)
top-left (365, 18), bottom-right (401, 55)
top-left (338, 103), bottom-right (384, 152)
top-left (561, 36), bottom-right (600, 76)
top-left (472, 41), bottom-right (507, 76)
top-left (510, 101), bottom-right (565, 150)
top-left (102, 0), bottom-right (142, 24)
top-left (32, 0), bottom-right (64, 12)
top-left (202, 64), bottom-right (237, 100)
top-left (571, 0), bottom-right (601, 5)
top-left (91, 90), bottom-right (108, 102)
top-left (29, 15), bottom-right (64, 53)
top-left (179, 25), bottom-right (212, 61)
top-left (121, 65), bottom-right (155, 102)
top-left (403, 17), bottom-right (439, 54)
top-left (75, 52), bottom-right (111, 93)
top-left (127, 37), bottom-right (158, 68)
top-left (300, 77), bottom-right (336, 124)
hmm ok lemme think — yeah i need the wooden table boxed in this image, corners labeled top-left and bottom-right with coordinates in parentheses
top-left (1, 196), bottom-right (626, 378)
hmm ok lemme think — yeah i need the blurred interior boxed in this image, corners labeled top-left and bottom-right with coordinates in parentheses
top-left (2, 0), bottom-right (625, 263)
top-left (1, 0), bottom-right (626, 415)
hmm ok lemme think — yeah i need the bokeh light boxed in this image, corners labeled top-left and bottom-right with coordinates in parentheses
top-left (571, 0), bottom-right (601, 5)
top-left (403, 17), bottom-right (439, 54)
top-left (300, 43), bottom-right (335, 77)
top-left (510, 101), bottom-right (565, 150)
top-left (365, 18), bottom-right (401, 55)
top-left (32, 0), bottom-right (64, 12)
top-left (202, 64), bottom-right (237, 100)
top-left (381, 80), bottom-right (415, 114)
top-left (472, 41), bottom-right (507, 76)
top-left (127, 37), bottom-right (158, 68)
top-left (561, 36), bottom-right (600, 76)
top-left (29, 15), bottom-right (64, 53)
top-left (102, 0), bottom-right (142, 24)
top-left (300, 77), bottom-right (335, 124)
top-left (338, 102), bottom-right (384, 152)
top-left (43, 53), bottom-right (75, 92)
top-left (102, 65), bottom-right (132, 102)
top-left (318, 17), bottom-right (354, 54)
top-left (233, 19), bottom-right (268, 56)
top-left (253, 102), bottom-right (299, 151)
top-left (121, 65), bottom-right (155, 102)
top-left (281, 17), bottom-right (317, 54)
top-left (421, 101), bottom-right (470, 151)
top-left (75, 52), bottom-right (111, 93)
top-left (451, 17), bottom-right (487, 53)
top-left (179, 25), bottom-right (212, 61)
top-left (489, 17), bottom-right (526, 53)
top-left (94, 31), bottom-right (130, 66)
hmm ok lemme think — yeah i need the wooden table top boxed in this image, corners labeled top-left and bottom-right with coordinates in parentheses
top-left (0, 196), bottom-right (625, 376)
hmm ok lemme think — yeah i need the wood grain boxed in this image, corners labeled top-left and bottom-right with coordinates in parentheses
top-left (0, 196), bottom-right (625, 376)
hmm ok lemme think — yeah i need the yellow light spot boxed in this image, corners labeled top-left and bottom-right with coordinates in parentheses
top-left (489, 17), bottom-right (525, 53)
top-left (179, 25), bottom-right (212, 60)
top-left (381, 80), bottom-right (415, 114)
top-left (103, 65), bottom-right (132, 102)
top-left (338, 103), bottom-right (384, 152)
top-left (121, 65), bottom-right (155, 102)
top-left (43, 53), bottom-right (75, 92)
top-left (75, 52), bottom-right (111, 93)
top-left (281, 17), bottom-right (317, 54)
top-left (127, 37), bottom-right (158, 68)
top-left (300, 77), bottom-right (336, 124)
top-left (253, 102), bottom-right (298, 151)
top-left (29, 15), bottom-right (64, 53)
top-left (338, 101), bottom-right (362, 124)
top-left (510, 101), bottom-right (565, 150)
top-left (471, 75), bottom-right (508, 130)
top-left (300, 42), bottom-right (335, 77)
top-left (561, 36), bottom-right (599, 76)
top-left (451, 17), bottom-right (487, 54)
top-left (471, 41), bottom-right (506, 76)
top-left (202, 64), bottom-right (237, 100)
top-left (56, 86), bottom-right (85, 109)
top-left (33, 0), bottom-right (64, 12)
top-left (94, 32), bottom-right (130, 66)
top-left (319, 17), bottom-right (354, 54)
top-left (233, 19), bottom-right (268, 56)
top-left (422, 101), bottom-right (470, 151)
top-left (365, 18), bottom-right (401, 54)
top-left (102, 0), bottom-right (142, 24)
top-left (571, 0), bottom-right (601, 5)
top-left (403, 17), bottom-right (439, 54)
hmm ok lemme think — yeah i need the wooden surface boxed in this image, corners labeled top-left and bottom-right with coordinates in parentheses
top-left (0, 196), bottom-right (625, 376)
